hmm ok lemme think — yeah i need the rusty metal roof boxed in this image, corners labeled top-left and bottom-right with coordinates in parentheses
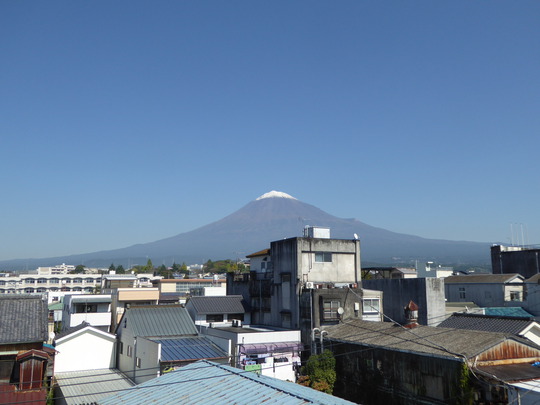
top-left (325, 319), bottom-right (537, 360)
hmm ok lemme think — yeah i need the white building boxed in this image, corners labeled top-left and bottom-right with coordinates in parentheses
top-left (0, 273), bottom-right (102, 295)
top-left (201, 324), bottom-right (301, 381)
top-left (62, 294), bottom-right (112, 332)
top-left (54, 323), bottom-right (117, 373)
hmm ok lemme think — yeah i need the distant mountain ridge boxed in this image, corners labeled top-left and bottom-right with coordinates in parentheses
top-left (0, 191), bottom-right (491, 270)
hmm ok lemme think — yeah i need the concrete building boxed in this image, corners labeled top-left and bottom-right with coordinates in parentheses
top-left (62, 294), bottom-right (112, 332)
top-left (492, 244), bottom-right (540, 278)
top-left (362, 277), bottom-right (446, 326)
top-left (0, 273), bottom-right (101, 295)
top-left (228, 227), bottom-right (381, 353)
top-left (201, 324), bottom-right (301, 381)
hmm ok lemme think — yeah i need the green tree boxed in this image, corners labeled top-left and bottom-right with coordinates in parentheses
top-left (70, 265), bottom-right (86, 274)
top-left (116, 265), bottom-right (125, 274)
top-left (109, 263), bottom-right (116, 272)
top-left (144, 259), bottom-right (154, 273)
top-left (299, 350), bottom-right (337, 394)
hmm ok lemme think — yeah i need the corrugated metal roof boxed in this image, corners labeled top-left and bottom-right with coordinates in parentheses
top-left (485, 307), bottom-right (534, 317)
top-left (476, 363), bottom-right (540, 382)
top-left (444, 273), bottom-right (523, 284)
top-left (187, 295), bottom-right (248, 315)
top-left (438, 313), bottom-right (536, 335)
top-left (99, 360), bottom-right (356, 405)
top-left (0, 294), bottom-right (48, 344)
top-left (325, 319), bottom-right (523, 359)
top-left (152, 337), bottom-right (228, 361)
top-left (55, 368), bottom-right (135, 405)
top-left (125, 305), bottom-right (198, 337)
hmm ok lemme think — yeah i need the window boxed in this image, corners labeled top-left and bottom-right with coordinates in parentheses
top-left (315, 252), bottom-right (332, 263)
top-left (510, 291), bottom-right (522, 301)
top-left (74, 304), bottom-right (97, 313)
top-left (323, 300), bottom-right (340, 320)
top-left (24, 278), bottom-right (35, 284)
top-left (281, 273), bottom-right (291, 283)
top-left (127, 345), bottom-right (132, 357)
top-left (362, 298), bottom-right (380, 314)
top-left (459, 287), bottom-right (466, 299)
top-left (119, 342), bottom-right (123, 355)
top-left (50, 278), bottom-right (59, 284)
top-left (136, 357), bottom-right (141, 368)
top-left (206, 314), bottom-right (224, 323)
top-left (37, 278), bottom-right (47, 284)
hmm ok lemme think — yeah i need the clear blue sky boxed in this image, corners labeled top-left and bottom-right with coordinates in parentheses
top-left (1, 1), bottom-right (539, 261)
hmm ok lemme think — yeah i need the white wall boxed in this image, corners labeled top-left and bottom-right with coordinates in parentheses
top-left (55, 329), bottom-right (116, 373)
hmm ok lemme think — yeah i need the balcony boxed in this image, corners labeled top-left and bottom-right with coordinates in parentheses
top-left (68, 312), bottom-right (111, 328)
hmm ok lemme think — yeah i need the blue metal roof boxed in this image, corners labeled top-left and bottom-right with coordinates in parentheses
top-left (484, 307), bottom-right (534, 317)
top-left (153, 337), bottom-right (228, 361)
top-left (99, 360), bottom-right (355, 405)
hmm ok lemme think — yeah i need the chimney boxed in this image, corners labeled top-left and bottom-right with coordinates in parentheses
top-left (404, 300), bottom-right (419, 329)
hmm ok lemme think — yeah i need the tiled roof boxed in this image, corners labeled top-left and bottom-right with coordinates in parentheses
top-left (444, 274), bottom-right (523, 284)
top-left (151, 337), bottom-right (228, 361)
top-left (99, 360), bottom-right (355, 405)
top-left (438, 313), bottom-right (536, 335)
top-left (123, 305), bottom-right (197, 337)
top-left (55, 369), bottom-right (134, 405)
top-left (0, 295), bottom-right (48, 345)
top-left (246, 249), bottom-right (270, 258)
top-left (325, 319), bottom-right (524, 359)
top-left (187, 295), bottom-right (249, 315)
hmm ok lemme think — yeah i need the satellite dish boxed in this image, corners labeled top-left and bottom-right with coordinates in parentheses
top-left (353, 233), bottom-right (359, 240)
top-left (337, 307), bottom-right (344, 315)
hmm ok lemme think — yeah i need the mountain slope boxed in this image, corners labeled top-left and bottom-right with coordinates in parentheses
top-left (0, 191), bottom-right (491, 270)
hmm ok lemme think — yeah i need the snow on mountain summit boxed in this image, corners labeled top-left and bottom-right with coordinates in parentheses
top-left (256, 191), bottom-right (297, 200)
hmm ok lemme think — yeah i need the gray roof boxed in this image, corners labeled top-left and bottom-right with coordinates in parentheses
top-left (99, 360), bottom-right (355, 405)
top-left (152, 337), bottom-right (228, 362)
top-left (325, 319), bottom-right (525, 360)
top-left (123, 305), bottom-right (198, 337)
top-left (526, 274), bottom-right (540, 283)
top-left (438, 313), bottom-right (537, 336)
top-left (444, 273), bottom-right (523, 284)
top-left (0, 294), bottom-right (48, 345)
top-left (187, 295), bottom-right (249, 315)
top-left (55, 369), bottom-right (134, 405)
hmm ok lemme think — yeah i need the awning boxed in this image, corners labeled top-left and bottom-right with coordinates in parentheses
top-left (239, 342), bottom-right (302, 355)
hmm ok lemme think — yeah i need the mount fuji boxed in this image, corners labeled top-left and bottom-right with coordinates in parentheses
top-left (0, 191), bottom-right (490, 270)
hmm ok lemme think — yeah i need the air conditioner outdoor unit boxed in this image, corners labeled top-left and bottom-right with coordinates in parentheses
top-left (305, 282), bottom-right (314, 289)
